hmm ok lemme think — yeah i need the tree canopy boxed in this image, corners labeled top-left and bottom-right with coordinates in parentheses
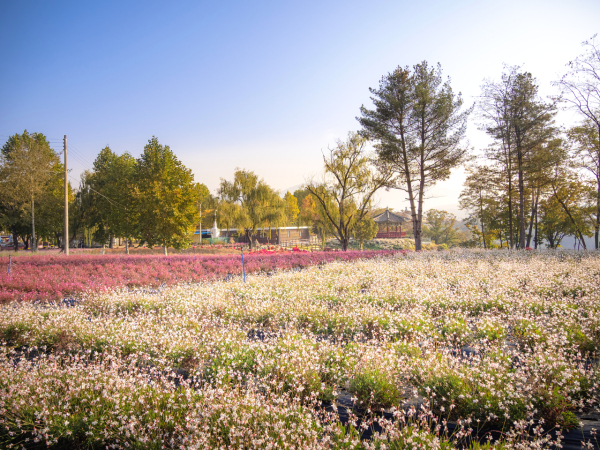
top-left (135, 137), bottom-right (201, 254)
top-left (306, 132), bottom-right (391, 251)
top-left (0, 131), bottom-right (63, 252)
top-left (219, 168), bottom-right (286, 248)
top-left (358, 62), bottom-right (471, 250)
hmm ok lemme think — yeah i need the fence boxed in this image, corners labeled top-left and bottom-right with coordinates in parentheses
top-left (279, 236), bottom-right (321, 251)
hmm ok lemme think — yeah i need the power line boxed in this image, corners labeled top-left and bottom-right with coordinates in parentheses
top-left (65, 152), bottom-right (93, 171)
top-left (66, 142), bottom-right (96, 170)
top-left (68, 174), bottom-right (126, 209)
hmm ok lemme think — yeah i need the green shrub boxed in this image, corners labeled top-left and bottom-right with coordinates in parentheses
top-left (513, 319), bottom-right (546, 350)
top-left (349, 367), bottom-right (403, 410)
top-left (440, 317), bottom-right (472, 345)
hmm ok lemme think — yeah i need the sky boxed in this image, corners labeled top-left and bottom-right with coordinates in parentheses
top-left (1, 0), bottom-right (599, 218)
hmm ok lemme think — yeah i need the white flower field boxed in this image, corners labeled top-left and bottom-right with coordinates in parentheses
top-left (1, 250), bottom-right (600, 449)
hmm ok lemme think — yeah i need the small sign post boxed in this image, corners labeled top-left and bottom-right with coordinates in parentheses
top-left (241, 247), bottom-right (246, 284)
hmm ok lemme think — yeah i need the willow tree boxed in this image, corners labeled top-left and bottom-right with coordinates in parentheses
top-left (218, 168), bottom-right (285, 249)
top-left (358, 62), bottom-right (471, 250)
top-left (305, 132), bottom-right (391, 251)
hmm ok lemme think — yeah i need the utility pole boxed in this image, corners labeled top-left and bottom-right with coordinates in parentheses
top-left (64, 135), bottom-right (69, 255)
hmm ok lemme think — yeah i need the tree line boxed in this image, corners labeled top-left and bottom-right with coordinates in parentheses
top-left (1, 36), bottom-right (599, 252)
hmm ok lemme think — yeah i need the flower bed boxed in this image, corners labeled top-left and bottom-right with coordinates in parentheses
top-left (0, 250), bottom-right (402, 303)
top-left (1, 250), bottom-right (599, 449)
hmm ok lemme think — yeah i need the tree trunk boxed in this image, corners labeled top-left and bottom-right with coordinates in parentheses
top-left (245, 230), bottom-right (253, 250)
top-left (31, 196), bottom-right (37, 253)
top-left (109, 235), bottom-right (114, 249)
top-left (340, 237), bottom-right (349, 252)
top-left (526, 188), bottom-right (539, 248)
top-left (163, 245), bottom-right (168, 256)
top-left (517, 154), bottom-right (526, 250)
top-left (479, 191), bottom-right (486, 249)
top-left (595, 179), bottom-right (599, 249)
top-left (414, 124), bottom-right (427, 252)
top-left (125, 238), bottom-right (129, 255)
top-left (11, 225), bottom-right (19, 253)
top-left (552, 188), bottom-right (588, 250)
top-left (415, 179), bottom-right (425, 252)
top-left (534, 205), bottom-right (539, 249)
top-left (507, 180), bottom-right (514, 249)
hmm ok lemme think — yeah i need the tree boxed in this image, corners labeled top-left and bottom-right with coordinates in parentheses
top-left (305, 132), bottom-right (392, 251)
top-left (86, 147), bottom-right (138, 251)
top-left (0, 131), bottom-right (62, 252)
top-left (538, 195), bottom-right (574, 249)
top-left (548, 166), bottom-right (593, 249)
top-left (196, 184), bottom-right (214, 230)
top-left (554, 35), bottom-right (600, 247)
top-left (219, 168), bottom-right (285, 249)
top-left (568, 120), bottom-right (600, 248)
top-left (0, 200), bottom-right (28, 252)
top-left (35, 169), bottom-right (68, 247)
top-left (135, 137), bottom-right (201, 255)
top-left (283, 191), bottom-right (299, 226)
top-left (298, 194), bottom-right (316, 228)
top-left (217, 199), bottom-right (241, 237)
top-left (358, 62), bottom-right (471, 251)
top-left (354, 215), bottom-right (378, 250)
top-left (478, 66), bottom-right (556, 249)
top-left (422, 209), bottom-right (463, 247)
top-left (459, 166), bottom-right (496, 249)
top-left (293, 189), bottom-right (310, 212)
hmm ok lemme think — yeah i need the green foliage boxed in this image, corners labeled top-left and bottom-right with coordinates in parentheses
top-left (460, 165), bottom-right (499, 249)
top-left (568, 118), bottom-right (600, 249)
top-left (548, 169), bottom-right (594, 249)
top-left (219, 168), bottom-right (286, 248)
top-left (513, 319), bottom-right (547, 350)
top-left (353, 215), bottom-right (378, 249)
top-left (283, 191), bottom-right (299, 226)
top-left (84, 147), bottom-right (137, 245)
top-left (359, 61), bottom-right (471, 251)
top-left (422, 209), bottom-right (465, 247)
top-left (0, 130), bottom-right (64, 250)
top-left (474, 319), bottom-right (507, 343)
top-left (440, 317), bottom-right (472, 346)
top-left (293, 188), bottom-right (310, 211)
top-left (306, 132), bottom-right (391, 251)
top-left (135, 137), bottom-right (201, 253)
top-left (349, 367), bottom-right (403, 410)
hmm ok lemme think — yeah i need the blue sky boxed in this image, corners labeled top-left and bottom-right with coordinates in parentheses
top-left (1, 0), bottom-right (599, 216)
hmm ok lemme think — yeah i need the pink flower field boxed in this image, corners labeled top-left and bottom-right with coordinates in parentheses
top-left (0, 250), bottom-right (403, 303)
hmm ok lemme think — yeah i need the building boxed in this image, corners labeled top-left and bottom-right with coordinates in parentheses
top-left (373, 208), bottom-right (409, 238)
top-left (193, 226), bottom-right (317, 246)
